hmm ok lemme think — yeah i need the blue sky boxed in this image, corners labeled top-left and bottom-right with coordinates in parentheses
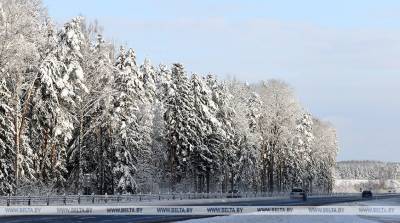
top-left (44, 0), bottom-right (400, 161)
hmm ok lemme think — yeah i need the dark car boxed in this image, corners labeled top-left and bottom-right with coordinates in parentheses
top-left (290, 188), bottom-right (307, 201)
top-left (362, 190), bottom-right (373, 198)
top-left (227, 189), bottom-right (241, 198)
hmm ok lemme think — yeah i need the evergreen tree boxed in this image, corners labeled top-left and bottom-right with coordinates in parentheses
top-left (0, 80), bottom-right (15, 195)
top-left (135, 58), bottom-right (157, 192)
top-left (0, 1), bottom-right (341, 194)
top-left (190, 74), bottom-right (216, 192)
top-left (164, 63), bottom-right (199, 191)
top-left (32, 17), bottom-right (88, 190)
top-left (111, 47), bottom-right (143, 193)
top-left (0, 0), bottom-right (47, 194)
top-left (148, 64), bottom-right (171, 192)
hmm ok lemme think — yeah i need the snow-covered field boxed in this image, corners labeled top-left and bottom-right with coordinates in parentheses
top-left (334, 179), bottom-right (400, 193)
top-left (178, 197), bottom-right (400, 223)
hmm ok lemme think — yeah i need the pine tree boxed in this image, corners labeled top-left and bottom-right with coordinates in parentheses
top-left (111, 47), bottom-right (143, 194)
top-left (217, 80), bottom-right (244, 192)
top-left (0, 80), bottom-right (15, 195)
top-left (66, 30), bottom-right (116, 194)
top-left (89, 35), bottom-right (116, 195)
top-left (190, 73), bottom-right (216, 192)
top-left (148, 64), bottom-right (171, 192)
top-left (32, 17), bottom-right (87, 191)
top-left (0, 1), bottom-right (342, 194)
top-left (0, 0), bottom-right (48, 194)
top-left (134, 58), bottom-right (157, 192)
top-left (164, 63), bottom-right (199, 191)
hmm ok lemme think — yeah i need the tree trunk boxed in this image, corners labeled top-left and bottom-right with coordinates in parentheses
top-left (98, 127), bottom-right (103, 195)
top-left (206, 167), bottom-right (210, 193)
top-left (169, 146), bottom-right (176, 192)
top-left (13, 77), bottom-right (37, 195)
top-left (39, 128), bottom-right (49, 180)
top-left (222, 171), bottom-right (228, 193)
top-left (14, 104), bottom-right (19, 194)
top-left (78, 110), bottom-right (84, 194)
top-left (230, 169), bottom-right (234, 191)
top-left (50, 144), bottom-right (56, 167)
top-left (262, 163), bottom-right (267, 192)
top-left (268, 154), bottom-right (274, 193)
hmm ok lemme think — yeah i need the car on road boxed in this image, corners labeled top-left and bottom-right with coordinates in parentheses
top-left (226, 189), bottom-right (241, 198)
top-left (362, 190), bottom-right (373, 198)
top-left (290, 188), bottom-right (307, 201)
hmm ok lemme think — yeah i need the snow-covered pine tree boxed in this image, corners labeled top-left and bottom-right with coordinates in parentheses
top-left (66, 26), bottom-right (116, 194)
top-left (89, 35), bottom-right (117, 195)
top-left (0, 1), bottom-right (341, 194)
top-left (32, 16), bottom-right (88, 191)
top-left (111, 47), bottom-right (143, 194)
top-left (0, 0), bottom-right (49, 193)
top-left (78, 34), bottom-right (117, 195)
top-left (164, 63), bottom-right (199, 191)
top-left (218, 80), bottom-right (247, 192)
top-left (65, 19), bottom-right (95, 194)
top-left (190, 73), bottom-right (219, 192)
top-left (236, 89), bottom-right (262, 192)
top-left (135, 58), bottom-right (157, 193)
top-left (0, 80), bottom-right (15, 195)
top-left (141, 58), bottom-right (156, 102)
top-left (148, 64), bottom-right (171, 192)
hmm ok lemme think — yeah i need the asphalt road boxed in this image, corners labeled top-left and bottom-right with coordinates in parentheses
top-left (1, 194), bottom-right (399, 223)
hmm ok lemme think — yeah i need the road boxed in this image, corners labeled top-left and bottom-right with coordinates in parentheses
top-left (1, 194), bottom-right (399, 223)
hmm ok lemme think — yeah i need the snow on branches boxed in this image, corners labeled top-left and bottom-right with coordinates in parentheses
top-left (0, 0), bottom-right (339, 195)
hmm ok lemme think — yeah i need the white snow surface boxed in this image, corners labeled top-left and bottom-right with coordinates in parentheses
top-left (178, 197), bottom-right (400, 223)
top-left (178, 214), bottom-right (377, 223)
top-left (334, 179), bottom-right (400, 193)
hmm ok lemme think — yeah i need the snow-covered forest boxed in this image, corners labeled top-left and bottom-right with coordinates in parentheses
top-left (0, 0), bottom-right (339, 195)
top-left (335, 161), bottom-right (400, 180)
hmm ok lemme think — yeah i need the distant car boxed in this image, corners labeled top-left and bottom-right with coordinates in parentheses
top-left (362, 190), bottom-right (373, 198)
top-left (290, 188), bottom-right (307, 201)
top-left (227, 189), bottom-right (241, 198)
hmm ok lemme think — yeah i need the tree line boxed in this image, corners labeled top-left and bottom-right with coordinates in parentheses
top-left (0, 0), bottom-right (338, 195)
top-left (336, 161), bottom-right (400, 180)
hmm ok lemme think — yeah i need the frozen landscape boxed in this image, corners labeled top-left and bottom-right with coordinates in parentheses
top-left (0, 0), bottom-right (338, 196)
top-left (1, 0), bottom-right (400, 222)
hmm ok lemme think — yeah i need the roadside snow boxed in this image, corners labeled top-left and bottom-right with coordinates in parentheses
top-left (342, 197), bottom-right (400, 223)
top-left (340, 196), bottom-right (400, 206)
top-left (126, 196), bottom-right (289, 206)
top-left (177, 214), bottom-right (377, 223)
top-left (178, 197), bottom-right (400, 223)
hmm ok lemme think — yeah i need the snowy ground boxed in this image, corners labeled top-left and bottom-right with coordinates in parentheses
top-left (179, 215), bottom-right (378, 223)
top-left (334, 179), bottom-right (400, 193)
top-left (178, 197), bottom-right (400, 223)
